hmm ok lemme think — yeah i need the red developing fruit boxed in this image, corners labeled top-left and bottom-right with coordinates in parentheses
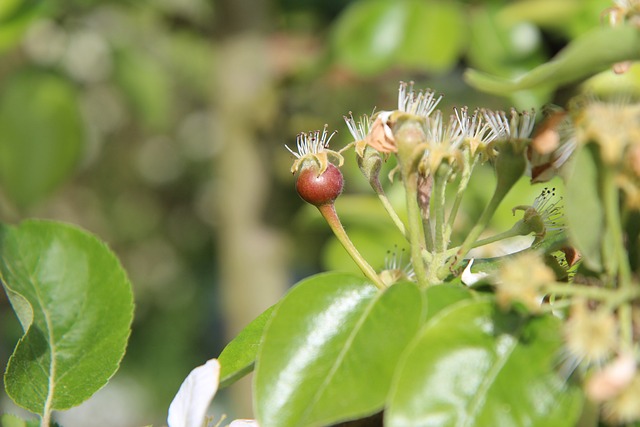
top-left (296, 163), bottom-right (344, 206)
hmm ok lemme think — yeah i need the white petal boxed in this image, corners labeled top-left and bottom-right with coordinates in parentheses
top-left (461, 259), bottom-right (489, 286)
top-left (229, 420), bottom-right (260, 427)
top-left (167, 358), bottom-right (221, 427)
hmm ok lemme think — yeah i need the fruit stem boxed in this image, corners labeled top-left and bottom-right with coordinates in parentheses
top-left (318, 203), bottom-right (386, 290)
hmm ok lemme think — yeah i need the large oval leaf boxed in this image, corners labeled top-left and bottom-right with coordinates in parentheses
top-left (386, 299), bottom-right (583, 427)
top-left (254, 273), bottom-right (422, 427)
top-left (0, 69), bottom-right (85, 209)
top-left (0, 220), bottom-right (134, 415)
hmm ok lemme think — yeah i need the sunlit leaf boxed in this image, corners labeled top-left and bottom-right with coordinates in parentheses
top-left (386, 299), bottom-right (583, 427)
top-left (1, 220), bottom-right (134, 416)
top-left (465, 25), bottom-right (640, 95)
top-left (331, 0), bottom-right (409, 75)
top-left (218, 305), bottom-right (276, 389)
top-left (255, 273), bottom-right (422, 427)
top-left (331, 0), bottom-right (466, 75)
top-left (394, 0), bottom-right (466, 73)
top-left (0, 69), bottom-right (85, 209)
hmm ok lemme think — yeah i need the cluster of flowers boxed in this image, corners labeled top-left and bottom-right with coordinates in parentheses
top-left (286, 81), bottom-right (640, 425)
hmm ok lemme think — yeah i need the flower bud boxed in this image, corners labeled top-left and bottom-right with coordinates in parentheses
top-left (296, 163), bottom-right (344, 207)
top-left (357, 145), bottom-right (382, 184)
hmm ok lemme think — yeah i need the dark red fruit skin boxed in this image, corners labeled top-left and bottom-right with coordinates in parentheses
top-left (296, 163), bottom-right (344, 206)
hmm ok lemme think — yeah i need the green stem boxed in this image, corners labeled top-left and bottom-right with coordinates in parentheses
top-left (418, 173), bottom-right (434, 252)
top-left (449, 146), bottom-right (525, 270)
top-left (318, 204), bottom-right (386, 290)
top-left (446, 154), bottom-right (477, 240)
top-left (471, 220), bottom-right (532, 248)
top-left (404, 173), bottom-right (430, 288)
top-left (433, 165), bottom-right (449, 253)
top-left (544, 283), bottom-right (640, 307)
top-left (602, 167), bottom-right (633, 348)
top-left (449, 183), bottom-right (510, 269)
top-left (370, 177), bottom-right (408, 239)
top-left (394, 115), bottom-right (430, 288)
top-left (423, 218), bottom-right (434, 252)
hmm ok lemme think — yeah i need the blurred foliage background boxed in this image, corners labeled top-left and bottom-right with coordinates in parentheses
top-left (0, 0), bottom-right (619, 425)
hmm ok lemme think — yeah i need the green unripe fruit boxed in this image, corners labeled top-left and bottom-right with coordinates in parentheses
top-left (296, 163), bottom-right (344, 206)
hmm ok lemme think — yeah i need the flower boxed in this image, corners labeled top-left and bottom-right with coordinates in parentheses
top-left (347, 82), bottom-right (443, 155)
top-left (419, 109), bottom-right (466, 173)
top-left (285, 125), bottom-right (343, 174)
top-left (456, 107), bottom-right (497, 159)
top-left (563, 300), bottom-right (617, 365)
top-left (482, 108), bottom-right (536, 144)
top-left (379, 247), bottom-right (415, 286)
top-left (512, 187), bottom-right (565, 239)
top-left (397, 81), bottom-right (442, 118)
top-left (494, 251), bottom-right (555, 312)
top-left (574, 96), bottom-right (640, 166)
top-left (344, 112), bottom-right (374, 157)
top-left (168, 358), bottom-right (259, 427)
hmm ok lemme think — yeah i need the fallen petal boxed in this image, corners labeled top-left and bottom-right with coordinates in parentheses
top-left (168, 359), bottom-right (221, 427)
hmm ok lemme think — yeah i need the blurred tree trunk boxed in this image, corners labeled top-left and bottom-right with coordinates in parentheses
top-left (213, 0), bottom-right (288, 417)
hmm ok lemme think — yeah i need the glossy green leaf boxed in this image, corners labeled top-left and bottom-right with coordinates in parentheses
top-left (218, 304), bottom-right (275, 389)
top-left (0, 220), bottom-right (134, 415)
top-left (0, 70), bottom-right (85, 209)
top-left (386, 299), bottom-right (583, 427)
top-left (565, 145), bottom-right (603, 271)
top-left (423, 284), bottom-right (473, 322)
top-left (465, 25), bottom-right (640, 95)
top-left (331, 0), bottom-right (466, 75)
top-left (331, 0), bottom-right (409, 74)
top-left (255, 273), bottom-right (422, 427)
top-left (394, 1), bottom-right (466, 73)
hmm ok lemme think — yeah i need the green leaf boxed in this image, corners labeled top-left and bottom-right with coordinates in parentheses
top-left (386, 299), bottom-right (583, 427)
top-left (113, 48), bottom-right (173, 131)
top-left (465, 25), bottom-right (640, 95)
top-left (1, 414), bottom-right (29, 427)
top-left (255, 273), bottom-right (422, 427)
top-left (331, 0), bottom-right (466, 75)
top-left (331, 0), bottom-right (409, 75)
top-left (394, 1), bottom-right (466, 73)
top-left (0, 0), bottom-right (46, 54)
top-left (218, 304), bottom-right (275, 389)
top-left (0, 69), bottom-right (85, 209)
top-left (0, 414), bottom-right (57, 427)
top-left (565, 145), bottom-right (604, 271)
top-left (0, 220), bottom-right (134, 416)
top-left (423, 284), bottom-right (473, 322)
